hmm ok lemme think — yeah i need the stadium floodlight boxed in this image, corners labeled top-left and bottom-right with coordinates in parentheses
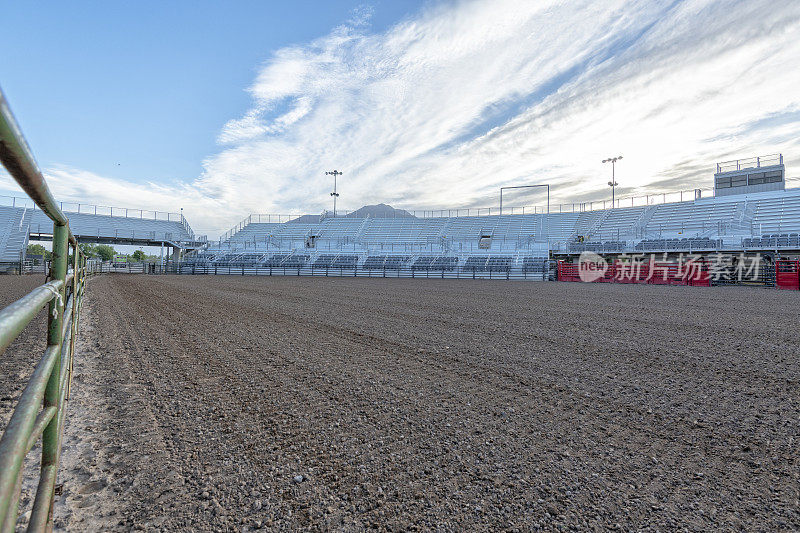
top-left (325, 170), bottom-right (343, 217)
top-left (602, 156), bottom-right (622, 208)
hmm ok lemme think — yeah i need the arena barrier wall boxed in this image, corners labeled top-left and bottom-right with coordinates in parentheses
top-left (558, 260), bottom-right (711, 287)
top-left (0, 89), bottom-right (90, 531)
top-left (173, 264), bottom-right (550, 281)
top-left (775, 260), bottom-right (800, 290)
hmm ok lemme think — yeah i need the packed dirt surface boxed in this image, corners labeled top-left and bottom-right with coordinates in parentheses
top-left (0, 275), bottom-right (48, 427)
top-left (5, 274), bottom-right (799, 531)
top-left (0, 275), bottom-right (58, 529)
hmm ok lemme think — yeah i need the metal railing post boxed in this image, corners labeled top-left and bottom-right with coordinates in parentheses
top-left (67, 244), bottom-right (79, 400)
top-left (30, 223), bottom-right (69, 528)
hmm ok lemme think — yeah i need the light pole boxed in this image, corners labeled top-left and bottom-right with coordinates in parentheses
top-left (602, 156), bottom-right (622, 208)
top-left (325, 170), bottom-right (342, 217)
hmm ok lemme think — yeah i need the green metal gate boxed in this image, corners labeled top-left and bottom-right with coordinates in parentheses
top-left (0, 88), bottom-right (88, 532)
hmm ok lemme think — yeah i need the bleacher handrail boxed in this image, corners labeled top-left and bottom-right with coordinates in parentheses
top-left (716, 154), bottom-right (782, 174)
top-left (0, 193), bottom-right (186, 223)
top-left (230, 188), bottom-right (723, 228)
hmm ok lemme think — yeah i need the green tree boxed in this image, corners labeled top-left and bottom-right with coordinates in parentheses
top-left (26, 243), bottom-right (51, 261)
top-left (94, 244), bottom-right (116, 261)
top-left (79, 243), bottom-right (98, 258)
top-left (131, 250), bottom-right (147, 262)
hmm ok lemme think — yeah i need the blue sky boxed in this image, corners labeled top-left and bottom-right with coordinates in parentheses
top-left (1, 1), bottom-right (422, 183)
top-left (2, 0), bottom-right (799, 237)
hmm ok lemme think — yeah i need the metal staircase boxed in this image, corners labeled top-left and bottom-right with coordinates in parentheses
top-left (632, 205), bottom-right (658, 238)
top-left (0, 207), bottom-right (30, 264)
top-left (354, 216), bottom-right (371, 244)
top-left (572, 210), bottom-right (606, 239)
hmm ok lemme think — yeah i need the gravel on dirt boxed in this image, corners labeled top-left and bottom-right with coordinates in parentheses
top-left (0, 275), bottom-right (49, 426)
top-left (3, 274), bottom-right (799, 531)
top-left (0, 274), bottom-right (58, 529)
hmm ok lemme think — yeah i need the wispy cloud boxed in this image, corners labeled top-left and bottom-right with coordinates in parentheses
top-left (5, 0), bottom-right (800, 236)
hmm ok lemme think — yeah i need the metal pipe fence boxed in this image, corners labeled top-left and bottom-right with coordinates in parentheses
top-left (0, 88), bottom-right (89, 532)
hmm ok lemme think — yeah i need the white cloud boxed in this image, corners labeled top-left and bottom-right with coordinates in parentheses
top-left (6, 0), bottom-right (800, 236)
top-left (197, 0), bottom-right (800, 221)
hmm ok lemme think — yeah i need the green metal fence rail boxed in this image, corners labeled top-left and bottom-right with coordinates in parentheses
top-left (0, 87), bottom-right (88, 532)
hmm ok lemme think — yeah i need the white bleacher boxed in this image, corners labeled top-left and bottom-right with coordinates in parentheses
top-left (644, 199), bottom-right (742, 236)
top-left (226, 223), bottom-right (284, 246)
top-left (274, 223), bottom-right (317, 240)
top-left (0, 206), bottom-right (29, 263)
top-left (28, 209), bottom-right (191, 242)
top-left (540, 213), bottom-right (580, 239)
top-left (443, 217), bottom-right (492, 240)
top-left (593, 207), bottom-right (645, 240)
top-left (0, 202), bottom-right (194, 266)
top-left (318, 218), bottom-right (364, 240)
top-left (518, 216), bottom-right (539, 240)
top-left (202, 186), bottom-right (800, 260)
top-left (362, 218), bottom-right (441, 244)
top-left (750, 192), bottom-right (800, 234)
top-left (490, 215), bottom-right (529, 242)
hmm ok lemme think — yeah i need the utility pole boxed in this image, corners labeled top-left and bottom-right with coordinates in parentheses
top-left (325, 170), bottom-right (342, 217)
top-left (602, 156), bottom-right (622, 208)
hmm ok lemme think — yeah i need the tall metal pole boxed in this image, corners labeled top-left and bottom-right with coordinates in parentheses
top-left (325, 170), bottom-right (342, 217)
top-left (602, 156), bottom-right (622, 208)
top-left (612, 161), bottom-right (615, 207)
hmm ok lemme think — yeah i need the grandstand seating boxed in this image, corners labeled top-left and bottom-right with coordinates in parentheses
top-left (202, 187), bottom-right (800, 270)
top-left (462, 256), bottom-right (488, 271)
top-left (540, 213), bottom-right (581, 239)
top-left (751, 195), bottom-right (800, 234)
top-left (431, 256), bottom-right (458, 271)
top-left (312, 254), bottom-right (359, 269)
top-left (7, 181), bottom-right (800, 271)
top-left (263, 253), bottom-right (310, 267)
top-left (486, 256), bottom-right (512, 272)
top-left (593, 207), bottom-right (646, 240)
top-left (410, 256), bottom-right (460, 270)
top-left (318, 218), bottom-right (363, 241)
top-left (568, 241), bottom-right (627, 253)
top-left (644, 199), bottom-right (740, 235)
top-left (0, 202), bottom-right (195, 267)
top-left (28, 209), bottom-right (192, 242)
top-left (743, 233), bottom-right (800, 249)
top-left (313, 254), bottom-right (337, 268)
top-left (282, 254), bottom-right (311, 267)
top-left (0, 206), bottom-right (30, 263)
top-left (460, 256), bottom-right (513, 272)
top-left (634, 238), bottom-right (722, 252)
top-left (411, 256), bottom-right (435, 270)
top-left (522, 257), bottom-right (548, 272)
top-left (363, 255), bottom-right (411, 270)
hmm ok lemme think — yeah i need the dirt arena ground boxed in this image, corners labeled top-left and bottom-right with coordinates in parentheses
top-left (2, 274), bottom-right (799, 531)
top-left (0, 276), bottom-right (47, 429)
